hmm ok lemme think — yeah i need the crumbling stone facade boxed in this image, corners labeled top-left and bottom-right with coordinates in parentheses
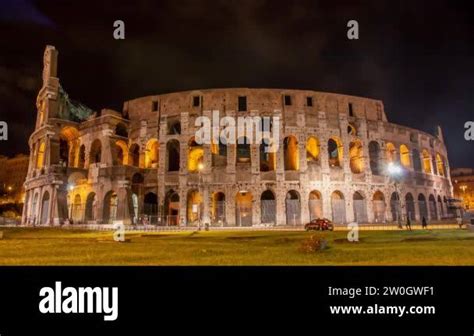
top-left (22, 46), bottom-right (454, 226)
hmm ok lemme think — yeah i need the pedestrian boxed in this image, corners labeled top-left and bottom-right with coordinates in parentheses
top-left (422, 216), bottom-right (427, 229)
top-left (406, 216), bottom-right (412, 231)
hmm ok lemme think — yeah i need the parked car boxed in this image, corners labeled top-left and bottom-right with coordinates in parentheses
top-left (304, 218), bottom-right (334, 231)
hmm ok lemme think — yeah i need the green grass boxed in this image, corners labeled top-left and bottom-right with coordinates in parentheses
top-left (0, 227), bottom-right (474, 265)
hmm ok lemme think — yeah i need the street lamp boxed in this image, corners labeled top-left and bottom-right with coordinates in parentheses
top-left (387, 162), bottom-right (404, 228)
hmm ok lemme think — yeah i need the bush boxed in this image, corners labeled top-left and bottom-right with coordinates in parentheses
top-left (299, 234), bottom-right (328, 253)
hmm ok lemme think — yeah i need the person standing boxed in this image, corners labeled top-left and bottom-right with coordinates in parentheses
top-left (406, 216), bottom-right (412, 231)
top-left (422, 216), bottom-right (427, 229)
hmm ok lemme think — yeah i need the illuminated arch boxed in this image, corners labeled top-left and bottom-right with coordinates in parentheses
top-left (186, 189), bottom-right (203, 224)
top-left (422, 149), bottom-right (432, 174)
top-left (60, 126), bottom-right (80, 167)
top-left (260, 140), bottom-right (276, 171)
top-left (236, 191), bottom-right (253, 226)
top-left (349, 139), bottom-right (364, 174)
top-left (400, 144), bottom-right (411, 168)
top-left (115, 140), bottom-right (128, 166)
top-left (188, 137), bottom-right (204, 172)
top-left (145, 138), bottom-right (159, 168)
top-left (72, 194), bottom-right (82, 223)
top-left (283, 136), bottom-right (299, 170)
top-left (36, 141), bottom-right (46, 168)
top-left (436, 153), bottom-right (445, 177)
top-left (306, 136), bottom-right (320, 162)
top-left (386, 142), bottom-right (396, 164)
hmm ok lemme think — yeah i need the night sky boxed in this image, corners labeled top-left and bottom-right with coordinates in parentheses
top-left (0, 0), bottom-right (473, 167)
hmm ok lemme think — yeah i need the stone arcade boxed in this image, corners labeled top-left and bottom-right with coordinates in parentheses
top-left (22, 46), bottom-right (454, 227)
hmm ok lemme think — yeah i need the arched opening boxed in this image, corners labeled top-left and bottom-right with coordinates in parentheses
top-left (285, 190), bottom-right (301, 225)
top-left (437, 195), bottom-right (444, 218)
top-left (188, 137), bottom-right (204, 172)
top-left (36, 141), bottom-right (46, 168)
top-left (235, 191), bottom-right (253, 226)
top-left (369, 141), bottom-right (381, 175)
top-left (353, 191), bottom-right (368, 223)
top-left (349, 140), bottom-right (364, 174)
top-left (390, 192), bottom-right (401, 222)
top-left (40, 191), bottom-right (50, 225)
top-left (283, 136), bottom-right (299, 170)
top-left (386, 142), bottom-right (396, 164)
top-left (418, 194), bottom-right (428, 221)
top-left (331, 191), bottom-right (346, 224)
top-left (436, 153), bottom-right (445, 176)
top-left (308, 190), bottom-right (322, 220)
top-left (31, 193), bottom-right (39, 223)
top-left (429, 194), bottom-right (437, 220)
top-left (186, 189), bottom-right (202, 225)
top-left (261, 190), bottom-right (276, 225)
top-left (103, 191), bottom-right (118, 223)
top-left (166, 140), bottom-right (180, 172)
top-left (306, 137), bottom-right (320, 162)
top-left (400, 145), bottom-right (410, 168)
top-left (328, 137), bottom-right (343, 167)
top-left (422, 149), bottom-right (432, 174)
top-left (115, 140), bottom-right (128, 166)
top-left (259, 140), bottom-right (276, 171)
top-left (129, 143), bottom-right (140, 167)
top-left (115, 123), bottom-right (128, 138)
top-left (412, 148), bottom-right (422, 172)
top-left (372, 191), bottom-right (386, 223)
top-left (145, 138), bottom-right (159, 168)
top-left (405, 193), bottom-right (416, 221)
top-left (236, 136), bottom-right (251, 164)
top-left (347, 124), bottom-right (357, 135)
top-left (59, 138), bottom-right (69, 165)
top-left (89, 139), bottom-right (102, 165)
top-left (168, 120), bottom-right (181, 135)
top-left (71, 194), bottom-right (82, 223)
top-left (211, 192), bottom-right (226, 225)
top-left (164, 190), bottom-right (180, 225)
top-left (144, 192), bottom-right (158, 224)
top-left (85, 192), bottom-right (96, 221)
top-left (78, 145), bottom-right (86, 168)
top-left (60, 126), bottom-right (80, 167)
top-left (211, 138), bottom-right (227, 167)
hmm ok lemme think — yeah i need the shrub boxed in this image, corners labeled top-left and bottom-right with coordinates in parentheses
top-left (299, 234), bottom-right (328, 253)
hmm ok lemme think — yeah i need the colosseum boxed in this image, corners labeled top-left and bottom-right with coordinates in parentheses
top-left (22, 46), bottom-right (455, 227)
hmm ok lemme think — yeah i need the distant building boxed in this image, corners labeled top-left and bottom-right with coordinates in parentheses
top-left (451, 168), bottom-right (474, 211)
top-left (0, 153), bottom-right (29, 210)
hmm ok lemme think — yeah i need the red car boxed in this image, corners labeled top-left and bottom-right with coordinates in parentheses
top-left (304, 218), bottom-right (334, 231)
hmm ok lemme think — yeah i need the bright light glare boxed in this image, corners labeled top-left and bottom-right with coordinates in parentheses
top-left (197, 162), bottom-right (204, 171)
top-left (387, 162), bottom-right (402, 176)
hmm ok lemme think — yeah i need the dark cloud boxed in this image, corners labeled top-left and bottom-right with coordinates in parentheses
top-left (0, 0), bottom-right (472, 168)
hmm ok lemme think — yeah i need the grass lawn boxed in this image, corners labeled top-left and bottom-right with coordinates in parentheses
top-left (0, 227), bottom-right (473, 265)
